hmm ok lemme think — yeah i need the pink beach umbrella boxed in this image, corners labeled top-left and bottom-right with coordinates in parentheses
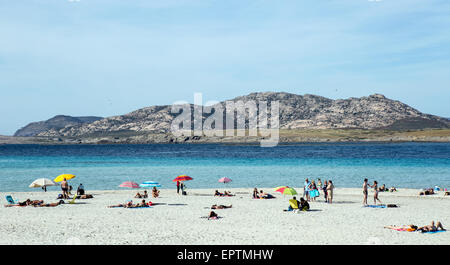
top-left (218, 177), bottom-right (232, 183)
top-left (119, 181), bottom-right (140, 188)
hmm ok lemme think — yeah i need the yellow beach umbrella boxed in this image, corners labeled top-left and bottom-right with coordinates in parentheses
top-left (54, 174), bottom-right (76, 182)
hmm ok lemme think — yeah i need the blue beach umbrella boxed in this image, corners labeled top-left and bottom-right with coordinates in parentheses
top-left (140, 181), bottom-right (162, 188)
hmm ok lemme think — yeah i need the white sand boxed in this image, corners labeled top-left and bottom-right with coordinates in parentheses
top-left (0, 187), bottom-right (449, 245)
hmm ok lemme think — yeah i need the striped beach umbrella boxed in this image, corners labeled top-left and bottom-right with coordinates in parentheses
top-left (140, 181), bottom-right (161, 188)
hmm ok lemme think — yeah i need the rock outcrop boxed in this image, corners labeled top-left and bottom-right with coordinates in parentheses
top-left (32, 92), bottom-right (448, 138)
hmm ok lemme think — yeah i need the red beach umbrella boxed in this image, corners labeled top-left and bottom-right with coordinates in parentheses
top-left (173, 175), bottom-right (193, 182)
top-left (119, 181), bottom-right (140, 188)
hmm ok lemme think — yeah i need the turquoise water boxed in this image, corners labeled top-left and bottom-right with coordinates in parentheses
top-left (0, 143), bottom-right (449, 192)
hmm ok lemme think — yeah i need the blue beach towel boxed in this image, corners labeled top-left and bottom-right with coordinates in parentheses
top-left (364, 205), bottom-right (386, 208)
top-left (422, 230), bottom-right (446, 234)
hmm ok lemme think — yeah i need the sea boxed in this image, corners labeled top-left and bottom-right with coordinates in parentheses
top-left (0, 142), bottom-right (449, 192)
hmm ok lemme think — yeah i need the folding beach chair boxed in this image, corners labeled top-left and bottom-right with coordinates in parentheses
top-left (289, 199), bottom-right (300, 213)
top-left (68, 194), bottom-right (78, 204)
top-left (5, 195), bottom-right (18, 205)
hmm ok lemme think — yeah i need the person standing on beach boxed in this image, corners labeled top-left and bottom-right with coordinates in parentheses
top-left (304, 178), bottom-right (311, 201)
top-left (61, 178), bottom-right (69, 199)
top-left (370, 180), bottom-right (382, 205)
top-left (327, 180), bottom-right (334, 204)
top-left (363, 179), bottom-right (369, 206)
top-left (176, 181), bottom-right (180, 194)
top-left (323, 180), bottom-right (328, 203)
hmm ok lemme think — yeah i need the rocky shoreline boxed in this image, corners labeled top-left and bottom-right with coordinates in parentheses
top-left (2, 128), bottom-right (449, 145)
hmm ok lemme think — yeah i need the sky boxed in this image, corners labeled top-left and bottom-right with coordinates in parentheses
top-left (0, 0), bottom-right (449, 135)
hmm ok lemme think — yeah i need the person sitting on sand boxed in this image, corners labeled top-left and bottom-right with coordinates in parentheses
top-left (211, 204), bottom-right (232, 209)
top-left (152, 187), bottom-right (160, 198)
top-left (299, 197), bottom-right (310, 211)
top-left (259, 190), bottom-right (275, 199)
top-left (142, 190), bottom-right (148, 198)
top-left (77, 183), bottom-right (85, 196)
top-left (418, 221), bottom-right (445, 233)
top-left (285, 196), bottom-right (301, 211)
top-left (379, 184), bottom-right (387, 192)
top-left (389, 187), bottom-right (397, 192)
top-left (252, 188), bottom-right (259, 199)
top-left (208, 211), bottom-right (219, 220)
top-left (135, 192), bottom-right (143, 198)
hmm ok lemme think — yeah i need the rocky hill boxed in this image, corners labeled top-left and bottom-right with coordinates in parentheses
top-left (14, 115), bottom-right (103, 137)
top-left (33, 92), bottom-right (449, 138)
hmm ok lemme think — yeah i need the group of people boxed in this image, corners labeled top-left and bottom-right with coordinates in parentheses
top-left (108, 199), bottom-right (152, 208)
top-left (363, 179), bottom-right (384, 205)
top-left (252, 188), bottom-right (276, 199)
top-left (5, 199), bottom-right (64, 207)
top-left (60, 178), bottom-right (86, 199)
top-left (303, 178), bottom-right (334, 203)
top-left (135, 187), bottom-right (160, 199)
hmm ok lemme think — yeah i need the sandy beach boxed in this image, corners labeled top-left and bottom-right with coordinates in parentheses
top-left (1, 187), bottom-right (449, 245)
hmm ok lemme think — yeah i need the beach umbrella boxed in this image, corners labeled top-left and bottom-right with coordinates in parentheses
top-left (54, 174), bottom-right (76, 182)
top-left (119, 181), bottom-right (140, 188)
top-left (140, 181), bottom-right (161, 188)
top-left (173, 175), bottom-right (193, 182)
top-left (275, 186), bottom-right (298, 195)
top-left (218, 177), bottom-right (232, 183)
top-left (29, 178), bottom-right (58, 188)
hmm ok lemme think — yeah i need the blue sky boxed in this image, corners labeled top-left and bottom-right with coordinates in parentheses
top-left (0, 0), bottom-right (449, 135)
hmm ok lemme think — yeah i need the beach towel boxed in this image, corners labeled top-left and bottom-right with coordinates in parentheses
top-left (310, 189), bottom-right (319, 198)
top-left (364, 205), bottom-right (386, 208)
top-left (422, 230), bottom-right (446, 234)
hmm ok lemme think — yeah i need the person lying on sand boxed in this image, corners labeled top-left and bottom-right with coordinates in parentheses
top-left (214, 190), bottom-right (224, 196)
top-left (211, 204), bottom-right (232, 209)
top-left (35, 200), bottom-right (64, 207)
top-left (259, 190), bottom-right (275, 199)
top-left (5, 199), bottom-right (44, 207)
top-left (384, 225), bottom-right (418, 232)
top-left (419, 188), bottom-right (435, 195)
top-left (108, 201), bottom-right (134, 208)
top-left (418, 221), bottom-right (445, 233)
top-left (389, 187), bottom-right (397, 192)
top-left (224, 191), bottom-right (234, 196)
top-left (385, 221), bottom-right (445, 233)
top-left (135, 192), bottom-right (143, 198)
top-left (208, 211), bottom-right (219, 220)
